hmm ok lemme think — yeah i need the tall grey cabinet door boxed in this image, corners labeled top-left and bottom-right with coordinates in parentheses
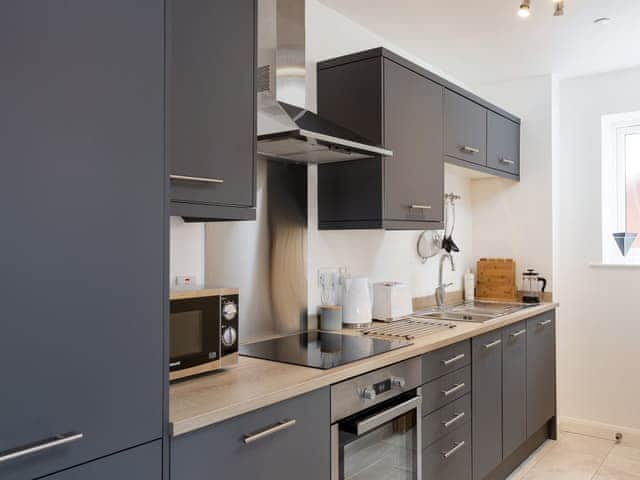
top-left (502, 321), bottom-right (527, 459)
top-left (383, 59), bottom-right (444, 222)
top-left (169, 0), bottom-right (256, 208)
top-left (444, 90), bottom-right (487, 166)
top-left (42, 442), bottom-right (162, 480)
top-left (0, 2), bottom-right (164, 479)
top-left (472, 330), bottom-right (503, 480)
top-left (487, 111), bottom-right (520, 175)
top-left (527, 312), bottom-right (557, 435)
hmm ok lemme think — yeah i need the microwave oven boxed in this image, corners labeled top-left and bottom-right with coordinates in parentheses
top-left (169, 288), bottom-right (239, 381)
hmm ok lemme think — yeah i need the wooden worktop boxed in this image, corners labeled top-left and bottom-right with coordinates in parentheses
top-left (170, 302), bottom-right (557, 436)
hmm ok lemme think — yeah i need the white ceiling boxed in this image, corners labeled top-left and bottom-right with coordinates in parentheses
top-left (317, 0), bottom-right (640, 85)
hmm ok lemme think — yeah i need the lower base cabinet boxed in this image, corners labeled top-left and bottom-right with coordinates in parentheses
top-left (43, 441), bottom-right (161, 479)
top-left (423, 422), bottom-right (472, 480)
top-left (171, 388), bottom-right (330, 480)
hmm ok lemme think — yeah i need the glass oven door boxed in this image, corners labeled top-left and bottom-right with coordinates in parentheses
top-left (332, 392), bottom-right (422, 480)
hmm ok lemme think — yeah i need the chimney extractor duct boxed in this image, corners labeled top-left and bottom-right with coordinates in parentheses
top-left (257, 0), bottom-right (393, 163)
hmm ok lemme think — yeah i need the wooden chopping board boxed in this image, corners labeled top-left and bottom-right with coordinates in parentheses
top-left (476, 258), bottom-right (518, 301)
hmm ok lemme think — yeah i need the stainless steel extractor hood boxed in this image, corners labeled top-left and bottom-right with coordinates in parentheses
top-left (257, 0), bottom-right (393, 163)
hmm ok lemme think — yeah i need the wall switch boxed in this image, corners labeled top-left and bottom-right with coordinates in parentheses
top-left (176, 275), bottom-right (196, 286)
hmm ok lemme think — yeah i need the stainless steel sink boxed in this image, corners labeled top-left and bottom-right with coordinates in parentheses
top-left (413, 301), bottom-right (531, 323)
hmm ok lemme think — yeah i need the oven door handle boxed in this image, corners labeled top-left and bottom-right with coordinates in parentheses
top-left (354, 395), bottom-right (422, 436)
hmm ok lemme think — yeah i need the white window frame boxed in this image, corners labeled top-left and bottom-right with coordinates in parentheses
top-left (601, 111), bottom-right (640, 264)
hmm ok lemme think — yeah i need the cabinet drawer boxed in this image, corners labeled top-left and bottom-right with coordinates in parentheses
top-left (444, 89), bottom-right (487, 166)
top-left (422, 340), bottom-right (470, 384)
top-left (422, 366), bottom-right (471, 415)
top-left (423, 422), bottom-right (472, 480)
top-left (487, 111), bottom-right (520, 175)
top-left (171, 388), bottom-right (330, 480)
top-left (422, 394), bottom-right (471, 449)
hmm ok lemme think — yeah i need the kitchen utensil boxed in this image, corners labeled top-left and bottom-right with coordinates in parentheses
top-left (521, 269), bottom-right (547, 304)
top-left (613, 232), bottom-right (638, 256)
top-left (417, 230), bottom-right (442, 263)
top-left (372, 282), bottom-right (413, 322)
top-left (319, 305), bottom-right (343, 331)
top-left (476, 258), bottom-right (518, 301)
top-left (442, 193), bottom-right (461, 253)
top-left (362, 318), bottom-right (455, 340)
top-left (342, 277), bottom-right (373, 328)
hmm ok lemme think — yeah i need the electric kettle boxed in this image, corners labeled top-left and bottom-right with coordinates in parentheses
top-left (342, 277), bottom-right (373, 328)
top-left (521, 269), bottom-right (547, 304)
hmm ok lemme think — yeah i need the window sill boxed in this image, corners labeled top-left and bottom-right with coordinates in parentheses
top-left (589, 262), bottom-right (640, 269)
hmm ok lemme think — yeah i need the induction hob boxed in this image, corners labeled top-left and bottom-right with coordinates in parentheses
top-left (239, 331), bottom-right (410, 370)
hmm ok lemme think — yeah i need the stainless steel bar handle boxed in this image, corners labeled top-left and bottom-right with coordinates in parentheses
top-left (410, 204), bottom-right (432, 210)
top-left (500, 157), bottom-right (515, 165)
top-left (243, 419), bottom-right (296, 444)
top-left (510, 329), bottom-right (526, 338)
top-left (538, 319), bottom-right (552, 327)
top-left (169, 174), bottom-right (224, 184)
top-left (442, 440), bottom-right (466, 459)
top-left (355, 396), bottom-right (421, 436)
top-left (442, 383), bottom-right (465, 397)
top-left (441, 353), bottom-right (465, 366)
top-left (442, 412), bottom-right (465, 429)
top-left (483, 339), bottom-right (502, 349)
top-left (461, 146), bottom-right (480, 154)
top-left (0, 432), bottom-right (83, 464)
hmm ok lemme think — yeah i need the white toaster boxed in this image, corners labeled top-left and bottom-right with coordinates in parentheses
top-left (372, 282), bottom-right (413, 322)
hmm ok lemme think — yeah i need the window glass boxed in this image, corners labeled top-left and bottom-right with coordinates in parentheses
top-left (625, 133), bottom-right (640, 248)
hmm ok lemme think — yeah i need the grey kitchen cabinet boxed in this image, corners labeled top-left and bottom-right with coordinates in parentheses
top-left (487, 111), bottom-right (520, 176)
top-left (422, 394), bottom-right (472, 449)
top-left (0, 1), bottom-right (165, 479)
top-left (42, 442), bottom-right (162, 480)
top-left (422, 340), bottom-right (471, 384)
top-left (423, 422), bottom-right (472, 480)
top-left (171, 388), bottom-right (330, 480)
top-left (422, 366), bottom-right (472, 415)
top-left (168, 0), bottom-right (257, 221)
top-left (317, 50), bottom-right (444, 230)
top-left (472, 330), bottom-right (503, 480)
top-left (502, 321), bottom-right (528, 459)
top-left (444, 89), bottom-right (487, 167)
top-left (527, 311), bottom-right (557, 435)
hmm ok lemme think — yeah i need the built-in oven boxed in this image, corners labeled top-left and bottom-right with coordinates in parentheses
top-left (169, 290), bottom-right (239, 381)
top-left (331, 357), bottom-right (422, 480)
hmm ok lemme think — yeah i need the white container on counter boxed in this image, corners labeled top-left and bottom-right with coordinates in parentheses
top-left (372, 282), bottom-right (413, 322)
top-left (464, 269), bottom-right (475, 302)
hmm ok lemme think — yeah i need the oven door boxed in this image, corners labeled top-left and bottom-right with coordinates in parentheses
top-left (332, 391), bottom-right (422, 480)
top-left (169, 296), bottom-right (220, 379)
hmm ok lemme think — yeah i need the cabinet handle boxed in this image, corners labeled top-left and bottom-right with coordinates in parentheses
top-left (443, 412), bottom-right (466, 428)
top-left (441, 353), bottom-right (465, 366)
top-left (170, 174), bottom-right (224, 184)
top-left (410, 204), bottom-right (432, 210)
top-left (461, 146), bottom-right (480, 154)
top-left (510, 329), bottom-right (526, 338)
top-left (442, 383), bottom-right (466, 397)
top-left (483, 339), bottom-right (502, 349)
top-left (538, 319), bottom-right (552, 327)
top-left (500, 157), bottom-right (515, 165)
top-left (442, 440), bottom-right (466, 459)
top-left (0, 432), bottom-right (83, 464)
top-left (243, 419), bottom-right (296, 444)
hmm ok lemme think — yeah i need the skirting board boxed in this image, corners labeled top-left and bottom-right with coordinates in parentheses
top-left (560, 416), bottom-right (640, 448)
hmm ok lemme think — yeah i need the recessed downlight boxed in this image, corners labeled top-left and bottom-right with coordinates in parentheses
top-left (594, 17), bottom-right (612, 25)
top-left (518, 0), bottom-right (531, 17)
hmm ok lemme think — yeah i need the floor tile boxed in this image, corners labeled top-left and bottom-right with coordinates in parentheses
top-left (522, 449), bottom-right (604, 480)
top-left (554, 432), bottom-right (615, 462)
top-left (596, 445), bottom-right (640, 478)
top-left (507, 440), bottom-right (556, 480)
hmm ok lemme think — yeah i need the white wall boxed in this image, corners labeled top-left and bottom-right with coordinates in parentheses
top-left (556, 67), bottom-right (640, 430)
top-left (470, 75), bottom-right (554, 290)
top-left (169, 217), bottom-right (204, 286)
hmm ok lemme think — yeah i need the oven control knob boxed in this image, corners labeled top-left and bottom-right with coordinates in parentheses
top-left (361, 387), bottom-right (377, 401)
top-left (222, 301), bottom-right (238, 321)
top-left (222, 326), bottom-right (237, 347)
top-left (391, 376), bottom-right (406, 388)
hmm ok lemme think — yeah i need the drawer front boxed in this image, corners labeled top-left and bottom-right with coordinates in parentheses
top-left (171, 388), bottom-right (330, 480)
top-left (422, 366), bottom-right (471, 415)
top-left (422, 340), bottom-right (471, 384)
top-left (422, 394), bottom-right (471, 449)
top-left (444, 89), bottom-right (487, 166)
top-left (423, 422), bottom-right (472, 480)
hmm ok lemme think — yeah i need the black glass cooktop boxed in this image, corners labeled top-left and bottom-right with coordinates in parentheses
top-left (239, 331), bottom-right (410, 370)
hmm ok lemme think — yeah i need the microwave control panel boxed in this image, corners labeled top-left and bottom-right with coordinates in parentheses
top-left (220, 295), bottom-right (239, 358)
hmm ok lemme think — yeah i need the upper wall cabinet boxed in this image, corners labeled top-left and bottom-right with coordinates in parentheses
top-left (317, 50), bottom-right (444, 230)
top-left (444, 89), bottom-right (488, 167)
top-left (168, 0), bottom-right (257, 221)
top-left (487, 111), bottom-right (521, 176)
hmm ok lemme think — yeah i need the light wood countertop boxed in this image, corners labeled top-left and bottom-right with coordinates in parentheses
top-left (169, 287), bottom-right (239, 300)
top-left (170, 302), bottom-right (558, 436)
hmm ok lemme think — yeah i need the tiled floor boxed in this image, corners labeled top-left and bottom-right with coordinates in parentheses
top-left (507, 432), bottom-right (640, 480)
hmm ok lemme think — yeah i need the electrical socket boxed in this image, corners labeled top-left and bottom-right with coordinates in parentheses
top-left (176, 275), bottom-right (196, 286)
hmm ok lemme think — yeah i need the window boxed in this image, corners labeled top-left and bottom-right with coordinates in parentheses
top-left (602, 111), bottom-right (640, 263)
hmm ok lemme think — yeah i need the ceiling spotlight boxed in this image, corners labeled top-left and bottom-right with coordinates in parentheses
top-left (518, 0), bottom-right (531, 18)
top-left (553, 0), bottom-right (564, 16)
top-left (594, 17), bottom-right (612, 25)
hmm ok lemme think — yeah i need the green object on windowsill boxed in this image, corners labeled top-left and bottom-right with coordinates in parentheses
top-left (613, 232), bottom-right (638, 256)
